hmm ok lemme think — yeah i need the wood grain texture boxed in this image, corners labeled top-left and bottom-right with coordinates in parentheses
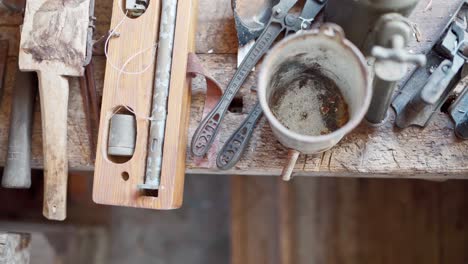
top-left (230, 176), bottom-right (279, 264)
top-left (93, 0), bottom-right (162, 208)
top-left (0, 171), bottom-right (110, 225)
top-left (18, 0), bottom-right (90, 220)
top-left (0, 0), bottom-right (466, 178)
top-left (37, 73), bottom-right (69, 220)
top-left (231, 177), bottom-right (468, 264)
top-left (93, 0), bottom-right (197, 209)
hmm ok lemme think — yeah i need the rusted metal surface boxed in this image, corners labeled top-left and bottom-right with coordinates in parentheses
top-left (258, 24), bottom-right (370, 155)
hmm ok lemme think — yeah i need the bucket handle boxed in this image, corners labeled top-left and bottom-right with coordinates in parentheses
top-left (318, 23), bottom-right (346, 43)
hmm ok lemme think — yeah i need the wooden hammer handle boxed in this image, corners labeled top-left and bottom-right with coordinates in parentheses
top-left (37, 72), bottom-right (69, 221)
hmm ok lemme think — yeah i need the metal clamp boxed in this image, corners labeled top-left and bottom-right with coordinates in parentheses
top-left (392, 3), bottom-right (468, 128)
top-left (450, 86), bottom-right (468, 139)
top-left (365, 13), bottom-right (426, 125)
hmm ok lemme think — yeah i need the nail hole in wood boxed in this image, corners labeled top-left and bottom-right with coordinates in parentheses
top-left (121, 171), bottom-right (130, 181)
top-left (143, 189), bottom-right (159, 197)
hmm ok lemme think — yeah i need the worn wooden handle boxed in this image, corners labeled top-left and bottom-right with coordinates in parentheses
top-left (37, 71), bottom-right (69, 221)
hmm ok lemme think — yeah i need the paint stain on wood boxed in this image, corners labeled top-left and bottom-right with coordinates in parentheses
top-left (22, 0), bottom-right (86, 70)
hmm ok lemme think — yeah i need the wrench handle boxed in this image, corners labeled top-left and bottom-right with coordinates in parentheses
top-left (191, 23), bottom-right (283, 156)
top-left (217, 101), bottom-right (262, 169)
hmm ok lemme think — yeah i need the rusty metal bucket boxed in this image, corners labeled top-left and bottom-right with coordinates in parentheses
top-left (258, 24), bottom-right (371, 180)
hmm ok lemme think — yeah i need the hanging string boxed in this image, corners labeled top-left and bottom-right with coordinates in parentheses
top-left (114, 44), bottom-right (157, 121)
top-left (104, 8), bottom-right (158, 121)
top-left (104, 11), bottom-right (157, 75)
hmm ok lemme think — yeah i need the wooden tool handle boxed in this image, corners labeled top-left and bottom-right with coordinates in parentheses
top-left (37, 72), bottom-right (69, 221)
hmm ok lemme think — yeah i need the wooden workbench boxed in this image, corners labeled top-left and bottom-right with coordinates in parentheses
top-left (0, 0), bottom-right (466, 179)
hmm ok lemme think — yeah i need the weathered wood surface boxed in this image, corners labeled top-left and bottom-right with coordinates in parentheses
top-left (0, 224), bottom-right (107, 264)
top-left (231, 176), bottom-right (468, 264)
top-left (0, 0), bottom-right (466, 178)
top-left (0, 233), bottom-right (30, 264)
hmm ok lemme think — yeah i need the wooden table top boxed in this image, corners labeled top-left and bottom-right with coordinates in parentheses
top-left (0, 0), bottom-right (466, 179)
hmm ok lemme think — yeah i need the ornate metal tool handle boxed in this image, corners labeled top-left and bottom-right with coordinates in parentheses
top-left (191, 23), bottom-right (284, 156)
top-left (451, 85), bottom-right (468, 139)
top-left (419, 56), bottom-right (464, 106)
top-left (216, 101), bottom-right (263, 169)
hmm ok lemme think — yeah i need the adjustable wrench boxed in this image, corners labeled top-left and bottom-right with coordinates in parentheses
top-left (191, 0), bottom-right (327, 158)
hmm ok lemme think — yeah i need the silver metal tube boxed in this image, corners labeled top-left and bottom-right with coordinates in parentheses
top-left (366, 35), bottom-right (406, 124)
top-left (365, 76), bottom-right (397, 124)
top-left (140, 0), bottom-right (178, 190)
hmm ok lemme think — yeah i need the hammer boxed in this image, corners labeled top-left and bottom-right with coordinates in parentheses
top-left (2, 70), bottom-right (37, 188)
top-left (1, 0), bottom-right (38, 189)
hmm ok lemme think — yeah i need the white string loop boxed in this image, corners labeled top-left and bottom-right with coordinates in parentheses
top-left (105, 10), bottom-right (157, 121)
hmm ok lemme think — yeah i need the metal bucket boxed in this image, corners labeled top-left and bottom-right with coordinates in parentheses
top-left (258, 24), bottom-right (371, 178)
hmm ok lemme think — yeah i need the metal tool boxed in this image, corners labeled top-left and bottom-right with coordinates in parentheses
top-left (1, 0), bottom-right (36, 189)
top-left (217, 101), bottom-right (262, 169)
top-left (218, 0), bottom-right (275, 169)
top-left (392, 3), bottom-right (468, 128)
top-left (365, 14), bottom-right (426, 124)
top-left (325, 0), bottom-right (420, 55)
top-left (217, 2), bottom-right (321, 170)
top-left (80, 0), bottom-right (99, 161)
top-left (232, 0), bottom-right (279, 46)
top-left (108, 113), bottom-right (136, 157)
top-left (191, 0), bottom-right (327, 157)
top-left (449, 86), bottom-right (468, 139)
top-left (139, 0), bottom-right (178, 190)
top-left (79, 61), bottom-right (100, 161)
top-left (324, 0), bottom-right (426, 125)
top-left (2, 70), bottom-right (37, 189)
